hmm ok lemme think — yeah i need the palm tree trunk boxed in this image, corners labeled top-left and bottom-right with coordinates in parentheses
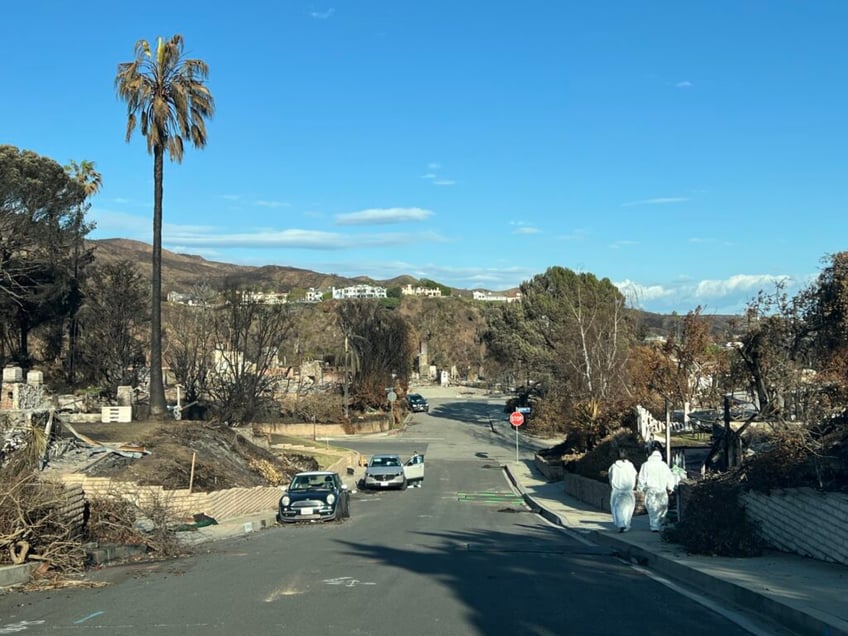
top-left (148, 145), bottom-right (167, 418)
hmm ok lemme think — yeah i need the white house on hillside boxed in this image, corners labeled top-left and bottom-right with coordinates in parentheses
top-left (401, 284), bottom-right (442, 298)
top-left (332, 284), bottom-right (387, 300)
top-left (472, 290), bottom-right (521, 303)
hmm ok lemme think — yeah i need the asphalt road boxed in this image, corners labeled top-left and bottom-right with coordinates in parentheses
top-left (0, 395), bottom-right (758, 635)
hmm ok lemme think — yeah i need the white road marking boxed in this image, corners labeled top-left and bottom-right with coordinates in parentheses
top-left (322, 576), bottom-right (376, 587)
top-left (0, 621), bottom-right (46, 634)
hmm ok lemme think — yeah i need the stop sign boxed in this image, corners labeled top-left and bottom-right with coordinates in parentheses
top-left (509, 411), bottom-right (525, 426)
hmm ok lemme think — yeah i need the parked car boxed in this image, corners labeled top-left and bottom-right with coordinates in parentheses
top-left (407, 393), bottom-right (429, 413)
top-left (404, 452), bottom-right (425, 487)
top-left (277, 471), bottom-right (350, 523)
top-left (363, 453), bottom-right (407, 490)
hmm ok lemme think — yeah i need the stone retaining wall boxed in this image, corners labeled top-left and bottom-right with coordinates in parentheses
top-left (742, 488), bottom-right (848, 566)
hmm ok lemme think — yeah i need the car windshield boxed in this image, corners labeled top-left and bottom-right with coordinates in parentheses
top-left (409, 395), bottom-right (423, 402)
top-left (289, 475), bottom-right (333, 491)
top-left (369, 456), bottom-right (400, 467)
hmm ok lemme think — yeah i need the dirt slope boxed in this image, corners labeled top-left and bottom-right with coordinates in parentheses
top-left (55, 421), bottom-right (317, 492)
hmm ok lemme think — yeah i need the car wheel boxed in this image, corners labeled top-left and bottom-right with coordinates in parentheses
top-left (401, 479), bottom-right (408, 491)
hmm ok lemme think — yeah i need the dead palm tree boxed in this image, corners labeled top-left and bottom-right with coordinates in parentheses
top-left (115, 34), bottom-right (215, 418)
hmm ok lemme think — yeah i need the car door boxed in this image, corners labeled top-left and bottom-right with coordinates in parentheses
top-left (403, 453), bottom-right (425, 482)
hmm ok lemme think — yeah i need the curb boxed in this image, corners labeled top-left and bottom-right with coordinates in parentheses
top-left (588, 531), bottom-right (848, 636)
top-left (502, 462), bottom-right (562, 527)
top-left (503, 464), bottom-right (848, 636)
top-left (0, 563), bottom-right (38, 590)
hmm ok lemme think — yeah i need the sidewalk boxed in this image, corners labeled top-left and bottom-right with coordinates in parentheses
top-left (504, 460), bottom-right (848, 636)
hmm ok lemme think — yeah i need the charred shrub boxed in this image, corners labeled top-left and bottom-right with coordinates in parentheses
top-left (663, 477), bottom-right (766, 557)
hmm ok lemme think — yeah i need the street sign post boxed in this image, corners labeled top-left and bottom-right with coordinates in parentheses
top-left (509, 411), bottom-right (524, 462)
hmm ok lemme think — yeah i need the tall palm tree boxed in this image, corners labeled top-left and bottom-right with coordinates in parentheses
top-left (115, 35), bottom-right (215, 418)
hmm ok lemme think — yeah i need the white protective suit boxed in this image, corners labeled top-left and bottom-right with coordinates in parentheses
top-left (608, 459), bottom-right (637, 532)
top-left (637, 450), bottom-right (677, 531)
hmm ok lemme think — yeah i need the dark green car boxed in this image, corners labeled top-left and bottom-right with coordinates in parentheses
top-left (407, 393), bottom-right (429, 413)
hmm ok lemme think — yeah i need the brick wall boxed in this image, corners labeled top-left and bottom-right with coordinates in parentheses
top-left (742, 488), bottom-right (848, 566)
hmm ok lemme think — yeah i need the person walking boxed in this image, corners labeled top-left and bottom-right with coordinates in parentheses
top-left (638, 449), bottom-right (677, 532)
top-left (608, 450), bottom-right (637, 532)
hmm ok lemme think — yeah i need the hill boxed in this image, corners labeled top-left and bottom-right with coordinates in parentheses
top-left (87, 238), bottom-right (739, 336)
top-left (88, 238), bottom-right (453, 296)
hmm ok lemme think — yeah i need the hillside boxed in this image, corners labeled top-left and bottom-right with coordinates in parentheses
top-left (88, 238), bottom-right (461, 296)
top-left (87, 238), bottom-right (739, 336)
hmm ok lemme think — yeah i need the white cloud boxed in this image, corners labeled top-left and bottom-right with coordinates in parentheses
top-left (334, 207), bottom-right (434, 226)
top-left (676, 81), bottom-right (693, 88)
top-left (164, 228), bottom-right (450, 251)
top-left (89, 208), bottom-right (150, 238)
top-left (219, 194), bottom-right (241, 201)
top-left (421, 163), bottom-right (456, 186)
top-left (309, 8), bottom-right (335, 19)
top-left (615, 279), bottom-right (674, 303)
top-left (694, 274), bottom-right (791, 299)
top-left (254, 200), bottom-right (291, 208)
top-left (615, 273), bottom-right (803, 314)
top-left (513, 226), bottom-right (540, 235)
top-left (621, 197), bottom-right (690, 207)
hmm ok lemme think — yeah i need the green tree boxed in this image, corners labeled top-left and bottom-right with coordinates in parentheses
top-left (0, 145), bottom-right (89, 365)
top-left (116, 34), bottom-right (215, 418)
top-left (484, 266), bottom-right (633, 437)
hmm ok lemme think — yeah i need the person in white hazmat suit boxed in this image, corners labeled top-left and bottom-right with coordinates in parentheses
top-left (608, 450), bottom-right (637, 532)
top-left (637, 449), bottom-right (677, 532)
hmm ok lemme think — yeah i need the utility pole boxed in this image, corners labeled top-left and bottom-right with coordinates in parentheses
top-left (343, 335), bottom-right (350, 419)
top-left (723, 393), bottom-right (732, 470)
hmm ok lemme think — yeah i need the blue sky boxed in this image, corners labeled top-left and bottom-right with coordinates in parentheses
top-left (3, 1), bottom-right (846, 315)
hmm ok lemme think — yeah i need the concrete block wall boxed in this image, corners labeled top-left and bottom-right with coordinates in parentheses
top-left (563, 473), bottom-right (646, 514)
top-left (560, 472), bottom-right (848, 566)
top-left (59, 475), bottom-right (281, 522)
top-left (255, 419), bottom-right (388, 438)
top-left (534, 454), bottom-right (564, 482)
top-left (742, 488), bottom-right (848, 566)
